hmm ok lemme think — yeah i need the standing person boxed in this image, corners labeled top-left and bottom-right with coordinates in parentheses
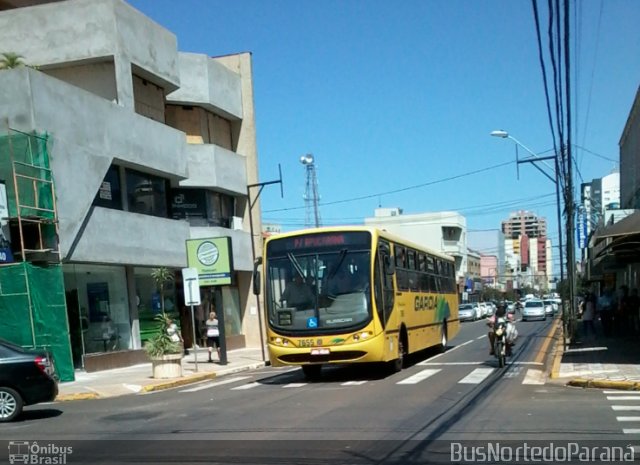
top-left (598, 288), bottom-right (614, 337)
top-left (582, 292), bottom-right (596, 340)
top-left (205, 311), bottom-right (220, 363)
top-left (281, 274), bottom-right (314, 309)
top-left (628, 288), bottom-right (640, 336)
top-left (166, 317), bottom-right (183, 353)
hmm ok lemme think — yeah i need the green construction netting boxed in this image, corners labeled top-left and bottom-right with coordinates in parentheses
top-left (0, 131), bottom-right (55, 219)
top-left (0, 262), bottom-right (74, 382)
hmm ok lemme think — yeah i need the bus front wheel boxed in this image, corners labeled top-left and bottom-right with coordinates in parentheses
top-left (391, 335), bottom-right (407, 373)
top-left (302, 364), bottom-right (322, 381)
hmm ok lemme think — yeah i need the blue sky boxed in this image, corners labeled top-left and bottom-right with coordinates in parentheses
top-left (131, 0), bottom-right (639, 267)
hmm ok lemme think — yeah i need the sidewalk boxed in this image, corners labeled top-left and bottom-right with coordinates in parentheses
top-left (550, 322), bottom-right (640, 390)
top-left (56, 347), bottom-right (268, 401)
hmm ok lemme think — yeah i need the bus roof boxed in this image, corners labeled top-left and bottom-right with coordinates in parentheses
top-left (264, 226), bottom-right (455, 263)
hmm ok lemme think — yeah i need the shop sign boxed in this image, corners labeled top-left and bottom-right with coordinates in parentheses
top-left (171, 189), bottom-right (207, 220)
top-left (186, 237), bottom-right (233, 286)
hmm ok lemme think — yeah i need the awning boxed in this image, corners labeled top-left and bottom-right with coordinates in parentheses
top-left (593, 210), bottom-right (640, 241)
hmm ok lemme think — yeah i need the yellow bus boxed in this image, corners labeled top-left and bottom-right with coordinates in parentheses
top-left (254, 226), bottom-right (459, 379)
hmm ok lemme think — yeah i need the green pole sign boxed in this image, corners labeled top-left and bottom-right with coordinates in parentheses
top-left (186, 237), bottom-right (233, 286)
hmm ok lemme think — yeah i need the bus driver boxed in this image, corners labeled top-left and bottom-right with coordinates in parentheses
top-left (281, 274), bottom-right (314, 309)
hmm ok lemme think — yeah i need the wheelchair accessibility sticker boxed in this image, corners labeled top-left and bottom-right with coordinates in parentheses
top-left (306, 317), bottom-right (318, 328)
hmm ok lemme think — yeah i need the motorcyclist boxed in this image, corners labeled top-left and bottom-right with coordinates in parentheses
top-left (487, 301), bottom-right (516, 356)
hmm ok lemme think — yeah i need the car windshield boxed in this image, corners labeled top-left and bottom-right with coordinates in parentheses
top-left (526, 301), bottom-right (543, 308)
top-left (265, 232), bottom-right (372, 333)
top-left (543, 300), bottom-right (553, 305)
top-left (459, 304), bottom-right (473, 310)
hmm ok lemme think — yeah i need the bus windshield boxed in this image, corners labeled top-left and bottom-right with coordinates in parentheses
top-left (265, 231), bottom-right (372, 333)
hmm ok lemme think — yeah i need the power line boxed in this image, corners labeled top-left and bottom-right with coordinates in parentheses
top-left (264, 159), bottom-right (516, 213)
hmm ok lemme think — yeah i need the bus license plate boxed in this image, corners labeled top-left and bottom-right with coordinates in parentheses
top-left (311, 348), bottom-right (330, 355)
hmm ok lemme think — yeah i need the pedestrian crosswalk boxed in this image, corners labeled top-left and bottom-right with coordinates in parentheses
top-left (177, 363), bottom-right (547, 393)
top-left (606, 390), bottom-right (640, 435)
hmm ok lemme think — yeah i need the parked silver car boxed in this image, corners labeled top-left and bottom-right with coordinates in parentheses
top-left (459, 303), bottom-right (480, 322)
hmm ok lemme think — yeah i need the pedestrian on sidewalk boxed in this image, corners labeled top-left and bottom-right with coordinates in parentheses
top-left (628, 288), bottom-right (640, 336)
top-left (598, 288), bottom-right (615, 337)
top-left (616, 285), bottom-right (630, 337)
top-left (581, 292), bottom-right (596, 340)
top-left (205, 311), bottom-right (221, 363)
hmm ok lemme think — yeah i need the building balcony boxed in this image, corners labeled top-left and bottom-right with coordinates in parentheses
top-left (0, 0), bottom-right (180, 93)
top-left (167, 52), bottom-right (243, 120)
top-left (0, 68), bottom-right (188, 259)
top-left (179, 144), bottom-right (247, 196)
top-left (68, 207), bottom-right (190, 267)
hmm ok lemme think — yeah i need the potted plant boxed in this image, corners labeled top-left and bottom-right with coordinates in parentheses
top-left (145, 268), bottom-right (182, 379)
top-left (144, 312), bottom-right (183, 378)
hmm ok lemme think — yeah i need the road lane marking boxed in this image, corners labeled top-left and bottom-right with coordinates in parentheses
top-left (397, 369), bottom-right (441, 385)
top-left (622, 429), bottom-right (640, 434)
top-left (522, 369), bottom-right (545, 385)
top-left (617, 417), bottom-right (640, 421)
top-left (418, 340), bottom-right (474, 364)
top-left (458, 368), bottom-right (494, 384)
top-left (179, 376), bottom-right (251, 392)
top-left (231, 382), bottom-right (261, 390)
top-left (283, 383), bottom-right (307, 388)
top-left (421, 361), bottom-right (542, 366)
top-left (607, 396), bottom-right (640, 401)
top-left (612, 406), bottom-right (640, 411)
top-left (342, 381), bottom-right (368, 386)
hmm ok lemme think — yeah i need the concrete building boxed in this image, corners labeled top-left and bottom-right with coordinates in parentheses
top-left (364, 208), bottom-right (468, 288)
top-left (501, 211), bottom-right (551, 290)
top-left (467, 229), bottom-right (505, 282)
top-left (480, 254), bottom-right (499, 288)
top-left (502, 210), bottom-right (547, 239)
top-left (581, 170), bottom-right (620, 233)
top-left (620, 86), bottom-right (640, 210)
top-left (0, 0), bottom-right (263, 371)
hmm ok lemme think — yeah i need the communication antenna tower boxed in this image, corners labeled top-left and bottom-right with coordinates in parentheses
top-left (300, 153), bottom-right (321, 228)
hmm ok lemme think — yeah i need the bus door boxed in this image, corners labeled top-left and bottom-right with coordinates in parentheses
top-left (374, 240), bottom-right (394, 327)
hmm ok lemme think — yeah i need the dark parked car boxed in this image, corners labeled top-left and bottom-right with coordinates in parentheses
top-left (0, 338), bottom-right (58, 422)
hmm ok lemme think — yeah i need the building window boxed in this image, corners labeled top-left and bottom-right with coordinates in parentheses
top-left (125, 169), bottom-right (169, 218)
top-left (93, 165), bottom-right (122, 210)
top-left (206, 191), bottom-right (235, 228)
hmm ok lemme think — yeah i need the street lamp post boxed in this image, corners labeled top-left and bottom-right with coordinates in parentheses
top-left (491, 130), bottom-right (575, 342)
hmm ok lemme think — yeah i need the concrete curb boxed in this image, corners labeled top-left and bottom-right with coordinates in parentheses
top-left (532, 317), bottom-right (563, 378)
top-left (567, 378), bottom-right (640, 391)
top-left (548, 321), bottom-right (564, 379)
top-left (55, 392), bottom-right (100, 402)
top-left (140, 372), bottom-right (217, 393)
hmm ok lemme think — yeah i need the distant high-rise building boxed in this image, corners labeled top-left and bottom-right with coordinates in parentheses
top-left (581, 170), bottom-right (620, 235)
top-left (501, 210), bottom-right (547, 239)
top-left (501, 211), bottom-right (551, 290)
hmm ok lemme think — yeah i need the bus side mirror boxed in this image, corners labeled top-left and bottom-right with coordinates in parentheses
top-left (384, 255), bottom-right (395, 275)
top-left (253, 257), bottom-right (262, 295)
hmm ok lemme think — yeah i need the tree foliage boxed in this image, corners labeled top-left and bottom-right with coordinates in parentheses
top-left (0, 52), bottom-right (25, 70)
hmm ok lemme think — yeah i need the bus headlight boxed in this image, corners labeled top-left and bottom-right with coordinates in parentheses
top-left (352, 331), bottom-right (371, 341)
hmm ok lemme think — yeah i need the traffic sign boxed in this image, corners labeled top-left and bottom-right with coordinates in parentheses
top-left (181, 267), bottom-right (201, 306)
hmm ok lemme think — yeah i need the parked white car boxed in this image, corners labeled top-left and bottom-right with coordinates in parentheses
top-left (543, 299), bottom-right (555, 316)
top-left (459, 303), bottom-right (481, 321)
top-left (522, 299), bottom-right (546, 321)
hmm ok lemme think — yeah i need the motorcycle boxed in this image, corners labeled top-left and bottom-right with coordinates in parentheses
top-left (493, 316), bottom-right (509, 368)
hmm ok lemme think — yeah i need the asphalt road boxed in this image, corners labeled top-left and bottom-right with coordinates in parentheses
top-left (3, 315), bottom-right (637, 464)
